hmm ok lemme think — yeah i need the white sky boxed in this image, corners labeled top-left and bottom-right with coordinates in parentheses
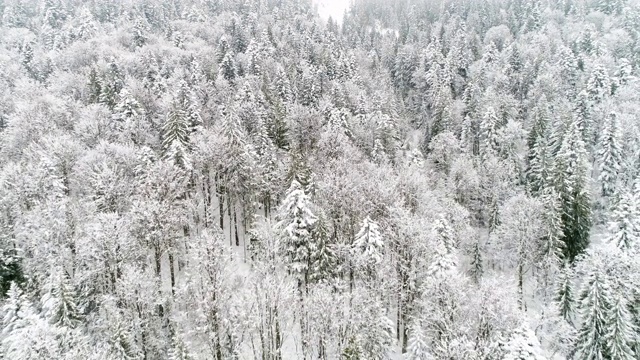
top-left (313, 0), bottom-right (351, 24)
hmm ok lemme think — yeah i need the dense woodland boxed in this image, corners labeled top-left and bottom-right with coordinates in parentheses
top-left (0, 0), bottom-right (639, 358)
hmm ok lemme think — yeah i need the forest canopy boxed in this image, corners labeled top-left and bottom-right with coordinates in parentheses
top-left (0, 0), bottom-right (639, 359)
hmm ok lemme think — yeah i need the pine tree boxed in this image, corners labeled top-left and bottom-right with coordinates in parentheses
top-left (405, 321), bottom-right (433, 360)
top-left (1, 282), bottom-right (28, 335)
top-left (277, 179), bottom-right (317, 284)
top-left (132, 17), bottom-right (147, 48)
top-left (41, 269), bottom-right (81, 329)
top-left (574, 91), bottom-right (592, 146)
top-left (352, 216), bottom-right (384, 270)
top-left (113, 88), bottom-right (143, 122)
top-left (597, 112), bottom-right (622, 197)
top-left (607, 191), bottom-right (640, 250)
top-left (605, 292), bottom-right (637, 359)
top-left (503, 323), bottom-right (546, 360)
top-left (539, 188), bottom-right (564, 266)
top-left (275, 68), bottom-right (293, 103)
top-left (554, 264), bottom-right (575, 324)
top-left (308, 214), bottom-right (335, 283)
top-left (469, 240), bottom-right (483, 285)
top-left (553, 120), bottom-right (592, 262)
top-left (100, 60), bottom-right (124, 109)
top-left (427, 217), bottom-right (457, 278)
top-left (587, 64), bottom-right (611, 105)
top-left (575, 261), bottom-right (611, 360)
top-left (480, 106), bottom-right (499, 160)
top-left (108, 320), bottom-right (140, 360)
top-left (168, 335), bottom-right (192, 360)
top-left (219, 52), bottom-right (236, 82)
top-left (87, 67), bottom-right (102, 104)
top-left (162, 82), bottom-right (201, 169)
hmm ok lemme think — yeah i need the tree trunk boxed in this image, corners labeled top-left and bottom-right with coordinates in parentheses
top-left (518, 261), bottom-right (524, 310)
top-left (169, 251), bottom-right (176, 297)
top-left (218, 179), bottom-right (225, 231)
top-left (228, 195), bottom-right (233, 246)
top-left (275, 308), bottom-right (282, 360)
top-left (234, 209), bottom-right (240, 247)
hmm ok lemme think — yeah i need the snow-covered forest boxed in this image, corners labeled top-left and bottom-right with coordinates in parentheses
top-left (0, 0), bottom-right (639, 358)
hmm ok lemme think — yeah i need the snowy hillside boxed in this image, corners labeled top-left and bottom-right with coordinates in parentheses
top-left (0, 0), bottom-right (639, 359)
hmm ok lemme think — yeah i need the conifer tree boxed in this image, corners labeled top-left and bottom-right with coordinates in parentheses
top-left (308, 213), bottom-right (335, 283)
top-left (100, 60), bottom-right (124, 109)
top-left (1, 282), bottom-right (28, 335)
top-left (597, 112), bottom-right (622, 197)
top-left (352, 216), bottom-right (384, 274)
top-left (480, 106), bottom-right (499, 160)
top-left (277, 179), bottom-right (317, 285)
top-left (41, 269), bottom-right (81, 329)
top-left (168, 335), bottom-right (193, 360)
top-left (219, 52), bottom-right (236, 82)
top-left (275, 68), bottom-right (293, 103)
top-left (503, 323), bottom-right (546, 360)
top-left (554, 264), bottom-right (575, 324)
top-left (132, 17), bottom-right (147, 48)
top-left (553, 120), bottom-right (592, 262)
top-left (605, 292), bottom-right (637, 360)
top-left (162, 82), bottom-right (201, 169)
top-left (469, 240), bottom-right (483, 285)
top-left (405, 321), bottom-right (433, 360)
top-left (587, 64), bottom-right (611, 105)
top-left (575, 260), bottom-right (611, 360)
top-left (427, 218), bottom-right (457, 278)
top-left (539, 188), bottom-right (565, 266)
top-left (113, 88), bottom-right (143, 123)
top-left (607, 191), bottom-right (640, 251)
top-left (87, 67), bottom-right (102, 104)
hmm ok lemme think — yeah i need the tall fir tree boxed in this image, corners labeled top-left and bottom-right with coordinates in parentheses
top-left (554, 263), bottom-right (575, 324)
top-left (162, 81), bottom-right (201, 169)
top-left (553, 120), bottom-right (592, 262)
top-left (605, 292), bottom-right (637, 360)
top-left (277, 179), bottom-right (317, 286)
top-left (597, 112), bottom-right (622, 197)
top-left (41, 269), bottom-right (81, 329)
top-left (606, 191), bottom-right (640, 251)
top-left (575, 259), bottom-right (611, 360)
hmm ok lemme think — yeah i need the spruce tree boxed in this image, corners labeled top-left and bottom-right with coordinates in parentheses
top-left (597, 112), bottom-right (622, 197)
top-left (87, 67), bottom-right (102, 104)
top-left (132, 17), bottom-right (147, 48)
top-left (427, 218), bottom-right (457, 278)
top-left (352, 216), bottom-right (384, 270)
top-left (308, 214), bottom-right (335, 283)
top-left (575, 260), bottom-right (611, 360)
top-left (405, 321), bottom-right (433, 360)
top-left (528, 130), bottom-right (552, 196)
top-left (554, 264), bottom-right (575, 324)
top-left (503, 323), bottom-right (546, 360)
top-left (607, 191), bottom-right (639, 251)
top-left (41, 269), bottom-right (81, 329)
top-left (219, 52), bottom-right (236, 82)
top-left (587, 64), bottom-right (611, 105)
top-left (480, 106), bottom-right (499, 160)
top-left (469, 240), bottom-right (483, 285)
top-left (605, 292), bottom-right (637, 360)
top-left (553, 120), bottom-right (592, 262)
top-left (277, 179), bottom-right (317, 285)
top-left (1, 282), bottom-right (28, 335)
top-left (100, 60), bottom-right (124, 109)
top-left (162, 82), bottom-right (200, 169)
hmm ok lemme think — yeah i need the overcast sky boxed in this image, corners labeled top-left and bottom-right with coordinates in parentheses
top-left (313, 0), bottom-right (350, 24)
